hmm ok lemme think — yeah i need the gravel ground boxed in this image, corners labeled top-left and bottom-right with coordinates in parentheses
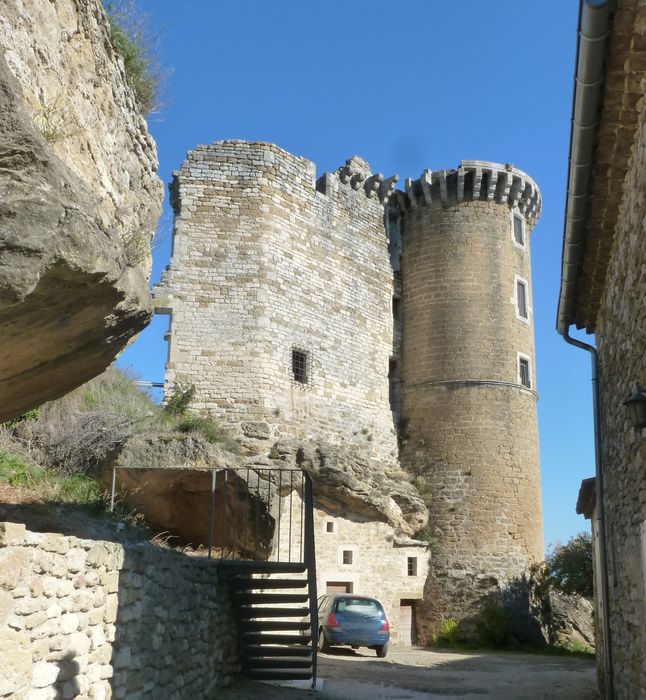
top-left (217, 645), bottom-right (597, 700)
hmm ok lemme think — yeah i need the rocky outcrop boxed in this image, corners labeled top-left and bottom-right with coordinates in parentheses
top-left (547, 590), bottom-right (595, 649)
top-left (102, 435), bottom-right (276, 556)
top-left (269, 440), bottom-right (428, 536)
top-left (0, 0), bottom-right (163, 422)
top-left (102, 433), bottom-right (428, 552)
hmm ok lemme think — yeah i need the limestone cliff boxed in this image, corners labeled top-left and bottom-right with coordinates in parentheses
top-left (0, 0), bottom-right (163, 421)
top-left (105, 434), bottom-right (428, 549)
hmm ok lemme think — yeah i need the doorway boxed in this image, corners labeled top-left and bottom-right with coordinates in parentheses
top-left (398, 599), bottom-right (417, 645)
top-left (326, 581), bottom-right (353, 593)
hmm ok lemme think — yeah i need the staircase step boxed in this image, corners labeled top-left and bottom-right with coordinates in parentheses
top-left (242, 633), bottom-right (307, 645)
top-left (246, 670), bottom-right (313, 681)
top-left (244, 645), bottom-right (311, 658)
top-left (237, 606), bottom-right (310, 619)
top-left (221, 561), bottom-right (307, 575)
top-left (230, 577), bottom-right (308, 591)
top-left (241, 620), bottom-right (310, 632)
top-left (234, 592), bottom-right (310, 605)
top-left (245, 658), bottom-right (313, 670)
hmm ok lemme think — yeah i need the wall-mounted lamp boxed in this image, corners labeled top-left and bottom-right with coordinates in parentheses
top-left (624, 382), bottom-right (646, 430)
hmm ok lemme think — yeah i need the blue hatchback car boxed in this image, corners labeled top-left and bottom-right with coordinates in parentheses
top-left (315, 593), bottom-right (390, 658)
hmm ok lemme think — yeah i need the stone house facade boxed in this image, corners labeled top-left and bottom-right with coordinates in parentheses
top-left (154, 139), bottom-right (544, 642)
top-left (558, 1), bottom-right (646, 697)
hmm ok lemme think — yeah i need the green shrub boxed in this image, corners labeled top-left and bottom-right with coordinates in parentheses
top-left (4, 408), bottom-right (41, 428)
top-left (175, 414), bottom-right (239, 453)
top-left (56, 474), bottom-right (103, 505)
top-left (176, 414), bottom-right (224, 443)
top-left (0, 452), bottom-right (43, 487)
top-left (105, 1), bottom-right (161, 114)
top-left (164, 382), bottom-right (196, 417)
top-left (433, 618), bottom-right (461, 647)
top-left (475, 604), bottom-right (514, 648)
top-left (546, 532), bottom-right (593, 598)
top-left (412, 525), bottom-right (437, 551)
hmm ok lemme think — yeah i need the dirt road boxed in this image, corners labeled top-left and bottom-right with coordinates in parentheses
top-left (218, 645), bottom-right (597, 700)
top-left (316, 645), bottom-right (597, 699)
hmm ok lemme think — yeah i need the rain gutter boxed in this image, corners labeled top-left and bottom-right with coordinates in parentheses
top-left (557, 2), bottom-right (614, 699)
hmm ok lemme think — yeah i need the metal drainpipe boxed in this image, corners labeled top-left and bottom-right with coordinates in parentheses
top-left (561, 328), bottom-right (613, 700)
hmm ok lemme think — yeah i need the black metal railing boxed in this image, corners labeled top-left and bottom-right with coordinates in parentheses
top-left (109, 464), bottom-right (318, 688)
top-left (109, 465), bottom-right (310, 563)
top-left (204, 467), bottom-right (307, 563)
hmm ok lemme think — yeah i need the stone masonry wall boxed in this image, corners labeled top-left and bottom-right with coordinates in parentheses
top-left (595, 87), bottom-right (646, 700)
top-left (272, 491), bottom-right (429, 645)
top-left (154, 141), bottom-right (399, 465)
top-left (397, 165), bottom-right (543, 641)
top-left (0, 522), bottom-right (240, 700)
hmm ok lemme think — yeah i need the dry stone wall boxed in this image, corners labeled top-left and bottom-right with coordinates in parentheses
top-left (0, 522), bottom-right (239, 700)
top-left (155, 141), bottom-right (399, 465)
top-left (595, 89), bottom-right (646, 700)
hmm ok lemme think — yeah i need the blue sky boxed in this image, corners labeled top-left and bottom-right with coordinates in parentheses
top-left (117, 0), bottom-right (594, 550)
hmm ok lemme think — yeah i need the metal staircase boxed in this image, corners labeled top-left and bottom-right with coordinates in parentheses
top-left (219, 471), bottom-right (318, 687)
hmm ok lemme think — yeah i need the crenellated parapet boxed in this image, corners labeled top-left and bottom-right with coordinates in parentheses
top-left (317, 156), bottom-right (399, 204)
top-left (392, 160), bottom-right (542, 229)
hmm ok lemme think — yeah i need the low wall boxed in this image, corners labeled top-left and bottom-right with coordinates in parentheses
top-left (0, 522), bottom-right (240, 700)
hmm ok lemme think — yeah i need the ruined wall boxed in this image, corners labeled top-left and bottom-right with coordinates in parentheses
top-left (595, 90), bottom-right (646, 699)
top-left (0, 522), bottom-right (239, 699)
top-left (155, 141), bottom-right (399, 465)
top-left (0, 0), bottom-right (163, 421)
top-left (396, 163), bottom-right (543, 640)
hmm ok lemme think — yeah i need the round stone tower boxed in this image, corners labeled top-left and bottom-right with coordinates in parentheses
top-left (393, 161), bottom-right (543, 641)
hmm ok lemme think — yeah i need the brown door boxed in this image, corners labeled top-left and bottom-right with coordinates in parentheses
top-left (326, 581), bottom-right (353, 593)
top-left (399, 600), bottom-right (417, 645)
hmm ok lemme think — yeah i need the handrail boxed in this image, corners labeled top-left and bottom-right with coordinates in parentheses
top-left (109, 464), bottom-right (308, 564)
top-left (303, 473), bottom-right (318, 689)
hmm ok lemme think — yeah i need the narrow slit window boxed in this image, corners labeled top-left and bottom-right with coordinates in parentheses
top-left (342, 550), bottom-right (353, 565)
top-left (519, 358), bottom-right (531, 388)
top-left (513, 214), bottom-right (525, 246)
top-left (407, 557), bottom-right (418, 576)
top-left (516, 280), bottom-right (528, 319)
top-left (292, 350), bottom-right (308, 384)
top-left (326, 522), bottom-right (334, 533)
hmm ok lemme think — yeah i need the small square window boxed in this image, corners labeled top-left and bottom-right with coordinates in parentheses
top-left (513, 214), bottom-right (525, 246)
top-left (407, 557), bottom-right (418, 577)
top-left (519, 358), bottom-right (531, 388)
top-left (326, 522), bottom-right (334, 533)
top-left (342, 550), bottom-right (353, 565)
top-left (516, 281), bottom-right (528, 319)
top-left (292, 350), bottom-right (308, 384)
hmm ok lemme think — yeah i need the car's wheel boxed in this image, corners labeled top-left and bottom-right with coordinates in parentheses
top-left (318, 628), bottom-right (331, 653)
top-left (376, 644), bottom-right (388, 658)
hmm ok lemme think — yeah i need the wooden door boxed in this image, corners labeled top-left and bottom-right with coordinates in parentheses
top-left (398, 600), bottom-right (416, 645)
top-left (326, 581), bottom-right (353, 593)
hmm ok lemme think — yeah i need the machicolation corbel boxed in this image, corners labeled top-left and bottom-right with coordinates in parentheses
top-left (391, 161), bottom-right (541, 227)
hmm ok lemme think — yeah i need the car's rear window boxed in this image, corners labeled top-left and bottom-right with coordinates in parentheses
top-left (335, 598), bottom-right (383, 616)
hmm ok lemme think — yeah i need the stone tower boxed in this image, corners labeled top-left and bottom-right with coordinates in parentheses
top-left (391, 161), bottom-right (543, 640)
top-left (154, 141), bottom-right (400, 466)
top-left (155, 144), bottom-right (545, 641)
